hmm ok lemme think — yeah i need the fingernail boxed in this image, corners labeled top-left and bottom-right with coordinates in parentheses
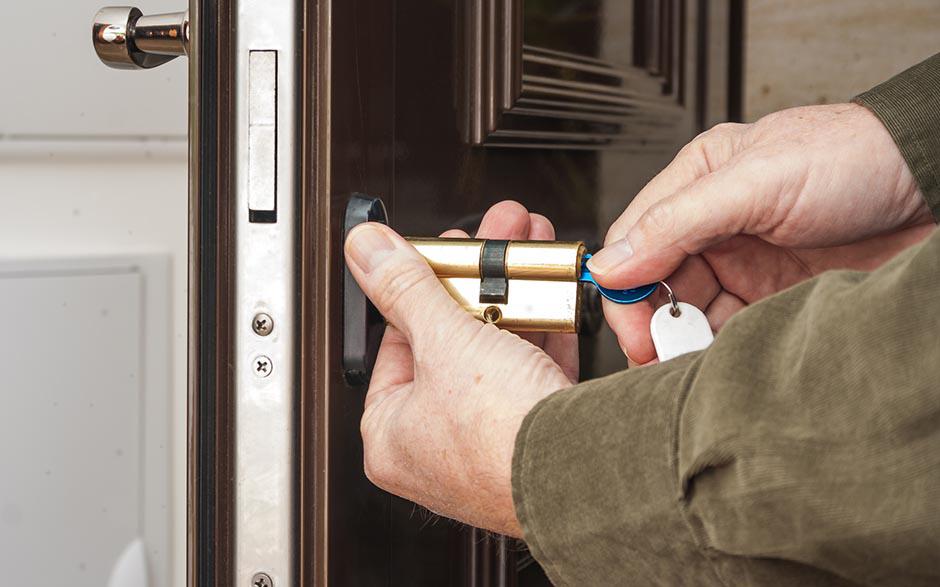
top-left (347, 225), bottom-right (396, 274)
top-left (587, 238), bottom-right (634, 274)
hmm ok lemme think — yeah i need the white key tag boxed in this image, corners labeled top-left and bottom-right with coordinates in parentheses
top-left (650, 282), bottom-right (714, 362)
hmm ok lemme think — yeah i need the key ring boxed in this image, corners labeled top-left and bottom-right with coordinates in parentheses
top-left (659, 280), bottom-right (681, 317)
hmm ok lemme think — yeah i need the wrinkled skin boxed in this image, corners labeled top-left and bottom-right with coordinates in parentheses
top-left (344, 102), bottom-right (933, 535)
top-left (587, 103), bottom-right (933, 364)
top-left (345, 204), bottom-right (574, 537)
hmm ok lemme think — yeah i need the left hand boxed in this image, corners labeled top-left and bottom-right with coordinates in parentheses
top-left (344, 202), bottom-right (573, 536)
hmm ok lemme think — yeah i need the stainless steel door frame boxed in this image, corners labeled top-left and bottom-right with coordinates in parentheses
top-left (187, 0), bottom-right (302, 584)
top-left (233, 0), bottom-right (301, 584)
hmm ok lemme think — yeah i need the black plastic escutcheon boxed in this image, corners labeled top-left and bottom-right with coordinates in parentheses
top-left (342, 194), bottom-right (389, 385)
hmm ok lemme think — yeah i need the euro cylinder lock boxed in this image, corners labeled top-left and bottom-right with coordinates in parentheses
top-left (407, 238), bottom-right (584, 332)
top-left (342, 195), bottom-right (658, 382)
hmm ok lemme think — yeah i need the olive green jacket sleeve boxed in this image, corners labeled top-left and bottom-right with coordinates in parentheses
top-left (855, 53), bottom-right (940, 220)
top-left (512, 55), bottom-right (940, 587)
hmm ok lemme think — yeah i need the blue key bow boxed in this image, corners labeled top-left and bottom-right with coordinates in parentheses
top-left (579, 254), bottom-right (658, 304)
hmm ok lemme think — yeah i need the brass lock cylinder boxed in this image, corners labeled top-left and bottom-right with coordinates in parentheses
top-left (406, 238), bottom-right (586, 332)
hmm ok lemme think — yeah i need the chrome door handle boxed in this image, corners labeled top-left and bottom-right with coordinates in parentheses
top-left (92, 6), bottom-right (189, 70)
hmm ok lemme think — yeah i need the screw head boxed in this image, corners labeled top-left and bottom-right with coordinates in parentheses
top-left (252, 355), bottom-right (273, 378)
top-left (251, 572), bottom-right (273, 587)
top-left (252, 313), bottom-right (274, 336)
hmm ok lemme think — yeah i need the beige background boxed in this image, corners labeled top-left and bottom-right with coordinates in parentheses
top-left (746, 0), bottom-right (940, 121)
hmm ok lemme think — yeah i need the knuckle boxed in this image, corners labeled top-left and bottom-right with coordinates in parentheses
top-left (709, 121), bottom-right (745, 136)
top-left (604, 214), bottom-right (633, 245)
top-left (637, 201), bottom-right (675, 237)
top-left (684, 123), bottom-right (747, 172)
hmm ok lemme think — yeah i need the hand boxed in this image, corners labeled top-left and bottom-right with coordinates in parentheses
top-left (587, 103), bottom-right (934, 364)
top-left (344, 202), bottom-right (573, 536)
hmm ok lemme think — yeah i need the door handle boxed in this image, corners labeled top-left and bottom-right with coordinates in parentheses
top-left (93, 6), bottom-right (189, 70)
top-left (343, 195), bottom-right (390, 385)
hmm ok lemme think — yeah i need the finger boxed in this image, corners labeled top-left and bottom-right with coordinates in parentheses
top-left (588, 165), bottom-right (761, 289)
top-left (602, 298), bottom-right (657, 364)
top-left (603, 122), bottom-right (747, 245)
top-left (705, 290), bottom-right (747, 332)
top-left (365, 326), bottom-right (414, 411)
top-left (703, 235), bottom-right (805, 302)
top-left (601, 255), bottom-right (715, 364)
top-left (473, 202), bottom-right (550, 347)
top-left (627, 355), bottom-right (659, 369)
top-left (663, 255), bottom-right (722, 312)
top-left (527, 213), bottom-right (556, 240)
top-left (440, 228), bottom-right (470, 238)
top-left (345, 222), bottom-right (478, 349)
top-left (476, 200), bottom-right (532, 239)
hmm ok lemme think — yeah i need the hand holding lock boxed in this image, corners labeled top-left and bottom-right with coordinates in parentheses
top-left (344, 202), bottom-right (576, 536)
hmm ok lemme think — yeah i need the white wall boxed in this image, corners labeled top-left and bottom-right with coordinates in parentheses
top-left (0, 0), bottom-right (188, 584)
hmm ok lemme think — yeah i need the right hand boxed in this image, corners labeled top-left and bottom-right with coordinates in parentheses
top-left (587, 103), bottom-right (935, 365)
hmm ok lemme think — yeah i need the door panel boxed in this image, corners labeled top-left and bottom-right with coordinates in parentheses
top-left (306, 0), bottom-right (741, 584)
top-left (469, 0), bottom-right (691, 150)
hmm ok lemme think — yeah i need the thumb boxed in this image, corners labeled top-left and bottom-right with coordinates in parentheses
top-left (587, 167), bottom-right (757, 288)
top-left (345, 222), bottom-right (474, 346)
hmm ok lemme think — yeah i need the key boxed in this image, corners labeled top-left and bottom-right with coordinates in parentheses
top-left (579, 253), bottom-right (659, 304)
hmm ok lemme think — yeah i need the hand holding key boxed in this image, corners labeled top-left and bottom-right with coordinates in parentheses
top-left (587, 103), bottom-right (935, 365)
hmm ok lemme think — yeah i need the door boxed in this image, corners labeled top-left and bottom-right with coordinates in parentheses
top-left (91, 0), bottom-right (741, 584)
top-left (310, 1), bottom-right (741, 585)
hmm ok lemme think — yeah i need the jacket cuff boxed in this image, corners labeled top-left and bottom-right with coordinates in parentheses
top-left (854, 53), bottom-right (940, 222)
top-left (512, 359), bottom-right (719, 586)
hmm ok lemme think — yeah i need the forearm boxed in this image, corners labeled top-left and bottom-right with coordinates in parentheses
top-left (513, 230), bottom-right (940, 586)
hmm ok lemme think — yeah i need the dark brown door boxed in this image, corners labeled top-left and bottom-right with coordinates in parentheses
top-left (301, 1), bottom-right (743, 584)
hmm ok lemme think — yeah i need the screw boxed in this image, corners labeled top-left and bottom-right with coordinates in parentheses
top-left (253, 355), bottom-right (273, 378)
top-left (251, 572), bottom-right (273, 587)
top-left (252, 312), bottom-right (274, 336)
